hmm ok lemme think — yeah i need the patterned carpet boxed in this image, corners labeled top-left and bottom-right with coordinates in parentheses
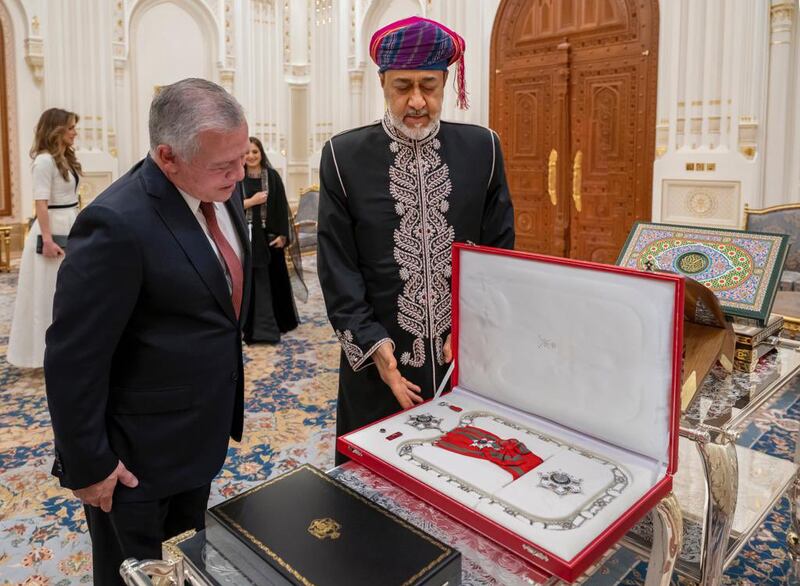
top-left (0, 257), bottom-right (797, 585)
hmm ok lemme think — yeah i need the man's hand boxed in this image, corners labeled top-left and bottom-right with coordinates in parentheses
top-left (373, 341), bottom-right (423, 409)
top-left (443, 334), bottom-right (453, 363)
top-left (73, 461), bottom-right (138, 513)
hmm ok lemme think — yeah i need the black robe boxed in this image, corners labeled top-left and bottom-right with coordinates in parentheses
top-left (318, 115), bottom-right (515, 452)
top-left (239, 167), bottom-right (299, 343)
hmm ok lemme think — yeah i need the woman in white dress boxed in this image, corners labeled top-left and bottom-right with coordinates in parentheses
top-left (7, 108), bottom-right (81, 368)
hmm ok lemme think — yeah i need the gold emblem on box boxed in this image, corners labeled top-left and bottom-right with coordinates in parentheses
top-left (308, 517), bottom-right (341, 540)
top-left (677, 252), bottom-right (709, 274)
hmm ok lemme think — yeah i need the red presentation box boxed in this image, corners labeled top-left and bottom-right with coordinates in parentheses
top-left (340, 244), bottom-right (684, 582)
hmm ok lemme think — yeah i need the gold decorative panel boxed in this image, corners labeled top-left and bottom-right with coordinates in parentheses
top-left (661, 180), bottom-right (741, 228)
top-left (78, 172), bottom-right (114, 208)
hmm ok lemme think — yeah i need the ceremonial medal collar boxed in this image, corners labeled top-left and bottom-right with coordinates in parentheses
top-left (397, 411), bottom-right (630, 531)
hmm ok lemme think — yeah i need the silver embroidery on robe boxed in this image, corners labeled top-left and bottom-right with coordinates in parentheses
top-left (335, 329), bottom-right (364, 369)
top-left (383, 115), bottom-right (454, 369)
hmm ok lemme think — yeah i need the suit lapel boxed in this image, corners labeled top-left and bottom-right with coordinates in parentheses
top-left (141, 157), bottom-right (238, 324)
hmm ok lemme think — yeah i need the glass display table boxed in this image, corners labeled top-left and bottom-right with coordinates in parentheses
top-left (623, 341), bottom-right (800, 585)
top-left (120, 345), bottom-right (800, 586)
top-left (120, 463), bottom-right (682, 585)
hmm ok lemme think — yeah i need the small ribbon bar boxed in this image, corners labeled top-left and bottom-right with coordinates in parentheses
top-left (433, 426), bottom-right (543, 479)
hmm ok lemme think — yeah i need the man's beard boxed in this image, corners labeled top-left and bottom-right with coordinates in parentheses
top-left (388, 108), bottom-right (440, 141)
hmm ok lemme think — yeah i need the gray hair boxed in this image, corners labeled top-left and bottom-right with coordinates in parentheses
top-left (149, 78), bottom-right (246, 160)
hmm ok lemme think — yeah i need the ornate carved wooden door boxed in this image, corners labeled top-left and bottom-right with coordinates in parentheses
top-left (490, 13), bottom-right (571, 256)
top-left (490, 0), bottom-right (659, 262)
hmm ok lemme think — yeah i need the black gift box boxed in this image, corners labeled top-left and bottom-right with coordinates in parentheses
top-left (205, 465), bottom-right (461, 586)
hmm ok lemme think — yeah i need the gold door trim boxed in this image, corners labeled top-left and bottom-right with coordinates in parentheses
top-left (572, 150), bottom-right (583, 213)
top-left (547, 149), bottom-right (558, 206)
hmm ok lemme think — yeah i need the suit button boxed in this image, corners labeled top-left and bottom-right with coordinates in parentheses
top-left (231, 371), bottom-right (239, 382)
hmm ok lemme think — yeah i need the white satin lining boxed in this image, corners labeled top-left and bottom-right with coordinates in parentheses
top-left (345, 387), bottom-right (666, 561)
top-left (456, 249), bottom-right (676, 465)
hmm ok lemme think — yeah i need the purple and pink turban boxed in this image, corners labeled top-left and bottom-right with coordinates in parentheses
top-left (369, 16), bottom-right (469, 110)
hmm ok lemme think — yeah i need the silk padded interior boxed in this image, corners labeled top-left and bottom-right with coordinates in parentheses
top-left (455, 249), bottom-right (677, 465)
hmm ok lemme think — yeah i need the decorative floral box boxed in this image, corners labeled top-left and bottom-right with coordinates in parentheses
top-left (339, 244), bottom-right (684, 581)
top-left (617, 222), bottom-right (788, 325)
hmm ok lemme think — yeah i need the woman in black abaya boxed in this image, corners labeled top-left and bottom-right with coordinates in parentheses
top-left (239, 137), bottom-right (305, 343)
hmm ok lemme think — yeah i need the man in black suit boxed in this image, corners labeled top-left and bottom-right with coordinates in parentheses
top-left (44, 78), bottom-right (252, 584)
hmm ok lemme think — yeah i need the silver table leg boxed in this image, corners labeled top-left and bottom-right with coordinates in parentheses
top-left (787, 434), bottom-right (800, 580)
top-left (119, 558), bottom-right (182, 585)
top-left (696, 432), bottom-right (738, 585)
top-left (644, 492), bottom-right (683, 586)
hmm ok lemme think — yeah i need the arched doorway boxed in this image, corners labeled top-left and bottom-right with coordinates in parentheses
top-left (128, 0), bottom-right (217, 159)
top-left (0, 14), bottom-right (11, 217)
top-left (490, 0), bottom-right (659, 262)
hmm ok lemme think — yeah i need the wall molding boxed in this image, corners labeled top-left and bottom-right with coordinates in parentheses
top-left (0, 1), bottom-right (21, 219)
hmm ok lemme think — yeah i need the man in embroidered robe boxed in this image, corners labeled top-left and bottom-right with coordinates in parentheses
top-left (317, 16), bottom-right (515, 462)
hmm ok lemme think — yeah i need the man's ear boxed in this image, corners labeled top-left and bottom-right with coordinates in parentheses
top-left (379, 72), bottom-right (386, 88)
top-left (154, 145), bottom-right (179, 172)
top-left (442, 70), bottom-right (449, 85)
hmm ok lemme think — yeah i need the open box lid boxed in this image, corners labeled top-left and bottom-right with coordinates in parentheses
top-left (451, 244), bottom-right (684, 473)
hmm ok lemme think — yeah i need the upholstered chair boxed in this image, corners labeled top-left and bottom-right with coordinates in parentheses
top-left (293, 185), bottom-right (319, 253)
top-left (744, 203), bottom-right (800, 291)
top-left (745, 203), bottom-right (800, 338)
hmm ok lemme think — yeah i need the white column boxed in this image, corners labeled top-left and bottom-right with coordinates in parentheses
top-left (665, 0), bottom-right (683, 153)
top-left (18, 0), bottom-right (116, 207)
top-left (762, 0), bottom-right (797, 206)
top-left (288, 0), bottom-right (309, 71)
top-left (426, 0), bottom-right (499, 126)
top-left (285, 0), bottom-right (310, 206)
top-left (792, 14), bottom-right (800, 202)
top-left (480, 0), bottom-right (501, 127)
top-left (287, 81), bottom-right (309, 207)
top-left (684, 0), bottom-right (705, 150)
top-left (718, 0), bottom-right (734, 152)
top-left (111, 0), bottom-right (126, 166)
top-left (652, 0), bottom-right (770, 227)
top-left (220, 0), bottom-right (237, 91)
top-left (275, 0), bottom-right (288, 161)
top-left (309, 0), bottom-right (336, 153)
top-left (700, 0), bottom-right (721, 149)
top-left (344, 0), bottom-right (364, 130)
top-left (348, 69), bottom-right (364, 129)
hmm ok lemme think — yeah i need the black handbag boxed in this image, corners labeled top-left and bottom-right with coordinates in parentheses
top-left (36, 234), bottom-right (68, 254)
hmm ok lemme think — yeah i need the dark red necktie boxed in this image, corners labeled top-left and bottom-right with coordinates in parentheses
top-left (200, 201), bottom-right (243, 319)
top-left (433, 426), bottom-right (543, 480)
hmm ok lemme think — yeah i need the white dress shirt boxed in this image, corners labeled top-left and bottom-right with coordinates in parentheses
top-left (178, 188), bottom-right (243, 292)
